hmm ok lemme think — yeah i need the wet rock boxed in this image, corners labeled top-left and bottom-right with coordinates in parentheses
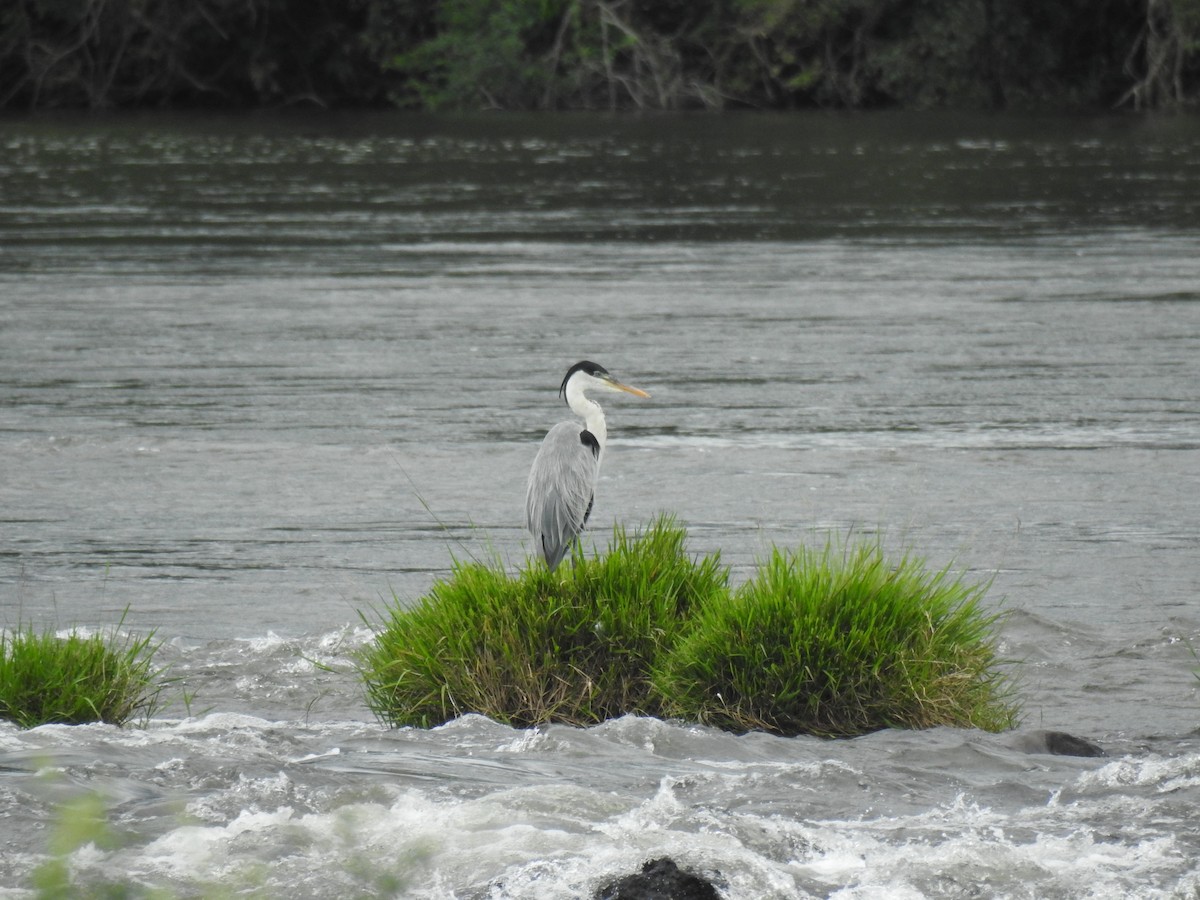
top-left (1013, 730), bottom-right (1105, 757)
top-left (595, 857), bottom-right (722, 900)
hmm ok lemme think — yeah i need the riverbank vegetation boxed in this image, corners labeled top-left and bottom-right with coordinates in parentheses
top-left (359, 517), bottom-right (1017, 738)
top-left (0, 621), bottom-right (163, 728)
top-left (2, 0), bottom-right (1197, 111)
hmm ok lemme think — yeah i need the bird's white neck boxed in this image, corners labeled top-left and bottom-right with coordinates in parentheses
top-left (565, 379), bottom-right (608, 454)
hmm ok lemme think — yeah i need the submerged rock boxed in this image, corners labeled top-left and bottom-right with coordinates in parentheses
top-left (595, 857), bottom-right (722, 900)
top-left (1012, 729), bottom-right (1106, 758)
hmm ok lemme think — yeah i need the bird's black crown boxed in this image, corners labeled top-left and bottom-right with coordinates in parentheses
top-left (559, 360), bottom-right (610, 400)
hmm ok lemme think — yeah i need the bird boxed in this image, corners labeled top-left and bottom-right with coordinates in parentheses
top-left (526, 361), bottom-right (650, 571)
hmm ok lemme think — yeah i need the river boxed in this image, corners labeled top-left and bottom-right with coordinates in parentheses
top-left (1, 111), bottom-right (1199, 897)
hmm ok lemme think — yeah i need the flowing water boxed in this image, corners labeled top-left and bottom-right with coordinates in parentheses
top-left (1, 112), bottom-right (1199, 898)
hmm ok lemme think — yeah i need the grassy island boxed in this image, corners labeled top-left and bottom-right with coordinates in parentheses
top-left (360, 517), bottom-right (1017, 737)
top-left (360, 518), bottom-right (728, 729)
top-left (0, 622), bottom-right (163, 728)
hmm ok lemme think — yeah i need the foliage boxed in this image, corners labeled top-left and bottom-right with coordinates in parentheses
top-left (0, 0), bottom-right (387, 109)
top-left (0, 620), bottom-right (164, 728)
top-left (654, 540), bottom-right (1017, 737)
top-left (378, 0), bottom-right (573, 109)
top-left (360, 519), bottom-right (1018, 737)
top-left (0, 0), bottom-right (1197, 109)
top-left (358, 515), bottom-right (728, 728)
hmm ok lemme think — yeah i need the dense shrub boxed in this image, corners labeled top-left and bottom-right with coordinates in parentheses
top-left (1, 0), bottom-right (1196, 109)
top-left (0, 0), bottom-right (388, 108)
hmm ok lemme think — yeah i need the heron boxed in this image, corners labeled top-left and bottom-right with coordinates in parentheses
top-left (525, 361), bottom-right (650, 571)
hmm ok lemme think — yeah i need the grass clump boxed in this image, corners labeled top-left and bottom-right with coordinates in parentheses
top-left (0, 620), bottom-right (163, 728)
top-left (360, 520), bottom-right (1018, 738)
top-left (654, 541), bottom-right (1017, 738)
top-left (359, 514), bottom-right (728, 728)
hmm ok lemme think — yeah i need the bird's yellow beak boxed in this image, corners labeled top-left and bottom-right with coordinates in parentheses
top-left (613, 381), bottom-right (650, 398)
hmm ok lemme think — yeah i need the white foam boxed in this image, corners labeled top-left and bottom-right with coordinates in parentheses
top-left (40, 762), bottom-right (1199, 900)
top-left (1076, 753), bottom-right (1200, 793)
top-left (10, 715), bottom-right (1198, 898)
top-left (141, 807), bottom-right (298, 877)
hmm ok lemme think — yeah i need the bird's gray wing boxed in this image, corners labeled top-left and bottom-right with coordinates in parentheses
top-left (525, 421), bottom-right (599, 570)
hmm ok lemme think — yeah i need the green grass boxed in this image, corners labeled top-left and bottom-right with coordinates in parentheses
top-left (654, 541), bottom-right (1017, 737)
top-left (360, 519), bottom-right (1018, 737)
top-left (0, 618), bottom-right (164, 728)
top-left (359, 514), bottom-right (729, 728)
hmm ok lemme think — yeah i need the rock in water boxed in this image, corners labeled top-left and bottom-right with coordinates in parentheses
top-left (1041, 730), bottom-right (1106, 757)
top-left (594, 857), bottom-right (722, 900)
top-left (1012, 729), bottom-right (1106, 758)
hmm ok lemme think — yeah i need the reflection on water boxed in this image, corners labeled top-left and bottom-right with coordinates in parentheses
top-left (1, 112), bottom-right (1199, 898)
top-left (4, 112), bottom-right (1200, 273)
